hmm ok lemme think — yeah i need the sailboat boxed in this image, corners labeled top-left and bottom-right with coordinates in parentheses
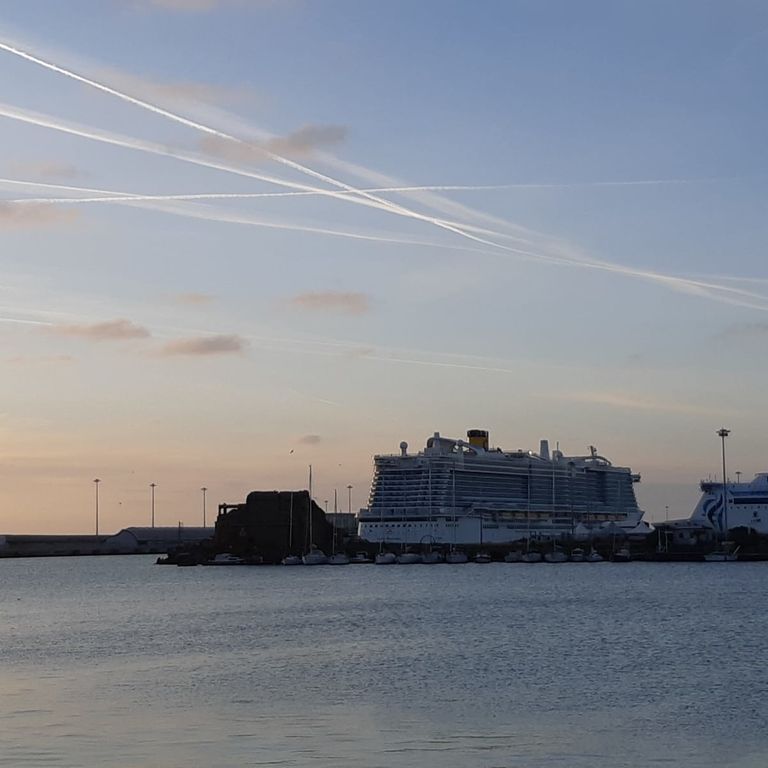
top-left (544, 539), bottom-right (568, 563)
top-left (302, 465), bottom-right (328, 565)
top-left (374, 503), bottom-right (396, 564)
top-left (328, 489), bottom-right (350, 565)
top-left (445, 469), bottom-right (468, 563)
top-left (473, 512), bottom-right (492, 563)
top-left (281, 491), bottom-right (302, 565)
top-left (521, 477), bottom-right (541, 562)
top-left (586, 547), bottom-right (604, 562)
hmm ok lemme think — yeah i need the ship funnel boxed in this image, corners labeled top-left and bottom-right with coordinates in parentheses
top-left (539, 439), bottom-right (550, 460)
top-left (467, 429), bottom-right (489, 451)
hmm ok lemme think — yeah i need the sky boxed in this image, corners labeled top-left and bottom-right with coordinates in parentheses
top-left (0, 0), bottom-right (767, 534)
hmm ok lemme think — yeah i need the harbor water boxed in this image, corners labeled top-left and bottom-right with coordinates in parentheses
top-left (0, 556), bottom-right (766, 767)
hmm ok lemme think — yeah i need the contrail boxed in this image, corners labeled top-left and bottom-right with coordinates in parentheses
top-left (2, 179), bottom-right (723, 204)
top-left (0, 174), bottom-right (561, 261)
top-left (0, 40), bottom-right (567, 255)
top-left (1, 42), bottom-right (765, 312)
top-left (4, 176), bottom-right (768, 310)
top-left (0, 102), bottom-right (538, 248)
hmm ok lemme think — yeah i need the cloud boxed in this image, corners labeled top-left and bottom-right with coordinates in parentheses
top-left (200, 123), bottom-right (347, 164)
top-left (51, 319), bottom-right (151, 341)
top-left (299, 434), bottom-right (322, 445)
top-left (175, 292), bottom-right (215, 305)
top-left (7, 162), bottom-right (81, 180)
top-left (97, 67), bottom-right (255, 107)
top-left (159, 334), bottom-right (246, 356)
top-left (0, 202), bottom-right (77, 229)
top-left (267, 124), bottom-right (347, 157)
top-left (287, 291), bottom-right (370, 315)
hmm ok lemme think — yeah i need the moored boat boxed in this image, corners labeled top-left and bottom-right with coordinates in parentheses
top-left (445, 550), bottom-right (468, 564)
top-left (328, 553), bottom-right (350, 565)
top-left (569, 548), bottom-right (586, 562)
top-left (303, 547), bottom-right (328, 566)
top-left (282, 554), bottom-right (302, 566)
top-left (704, 547), bottom-right (739, 562)
top-left (473, 551), bottom-right (492, 563)
top-left (204, 553), bottom-right (245, 566)
top-left (350, 551), bottom-right (373, 564)
top-left (611, 547), bottom-right (631, 562)
top-left (544, 545), bottom-right (568, 563)
top-left (374, 551), bottom-right (396, 565)
top-left (504, 550), bottom-right (523, 563)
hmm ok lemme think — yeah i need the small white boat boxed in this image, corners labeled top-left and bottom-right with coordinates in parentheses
top-left (445, 550), bottom-right (468, 564)
top-left (611, 548), bottom-right (631, 563)
top-left (205, 553), bottom-right (245, 566)
top-left (521, 551), bottom-right (542, 563)
top-left (704, 548), bottom-right (739, 562)
top-left (569, 548), bottom-right (586, 562)
top-left (396, 551), bottom-right (423, 564)
top-left (282, 555), bottom-right (302, 566)
top-left (473, 551), bottom-right (492, 564)
top-left (421, 551), bottom-right (443, 564)
top-left (374, 551), bottom-right (397, 565)
top-left (504, 551), bottom-right (523, 563)
top-left (586, 549), bottom-right (604, 563)
top-left (544, 548), bottom-right (568, 563)
top-left (328, 553), bottom-right (350, 565)
top-left (302, 547), bottom-right (328, 566)
top-left (350, 551), bottom-right (373, 564)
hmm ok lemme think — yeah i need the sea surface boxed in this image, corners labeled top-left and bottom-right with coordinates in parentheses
top-left (0, 556), bottom-right (766, 768)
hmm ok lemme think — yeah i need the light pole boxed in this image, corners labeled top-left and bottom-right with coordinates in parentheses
top-left (150, 482), bottom-right (157, 528)
top-left (736, 471), bottom-right (742, 484)
top-left (201, 486), bottom-right (208, 527)
top-left (324, 499), bottom-right (328, 514)
top-left (717, 428), bottom-right (730, 535)
top-left (93, 478), bottom-right (100, 536)
top-left (347, 484), bottom-right (353, 514)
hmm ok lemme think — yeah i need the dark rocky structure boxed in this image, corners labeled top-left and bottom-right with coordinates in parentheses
top-left (214, 490), bottom-right (334, 564)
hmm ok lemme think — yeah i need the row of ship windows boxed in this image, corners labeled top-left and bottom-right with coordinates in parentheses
top-left (366, 523), bottom-right (438, 528)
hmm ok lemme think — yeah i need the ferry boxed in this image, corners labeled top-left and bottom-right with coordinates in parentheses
top-left (357, 430), bottom-right (648, 547)
top-left (688, 473), bottom-right (768, 534)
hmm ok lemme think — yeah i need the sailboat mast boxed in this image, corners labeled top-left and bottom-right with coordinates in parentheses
top-left (308, 465), bottom-right (313, 550)
top-left (332, 488), bottom-right (338, 555)
top-left (452, 468), bottom-right (457, 549)
top-left (288, 491), bottom-right (294, 552)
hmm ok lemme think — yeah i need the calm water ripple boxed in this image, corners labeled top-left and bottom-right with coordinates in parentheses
top-left (0, 557), bottom-right (766, 767)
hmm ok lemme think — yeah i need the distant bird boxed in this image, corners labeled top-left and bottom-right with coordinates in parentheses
top-left (290, 449), bottom-right (294, 454)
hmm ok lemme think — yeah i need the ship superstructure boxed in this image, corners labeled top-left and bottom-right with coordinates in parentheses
top-left (357, 430), bottom-right (646, 546)
top-left (688, 473), bottom-right (768, 534)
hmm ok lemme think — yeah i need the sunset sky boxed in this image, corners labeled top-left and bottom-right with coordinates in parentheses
top-left (1, 0), bottom-right (767, 534)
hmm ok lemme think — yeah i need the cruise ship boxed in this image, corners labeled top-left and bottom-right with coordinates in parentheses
top-left (357, 430), bottom-right (648, 546)
top-left (687, 474), bottom-right (768, 534)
